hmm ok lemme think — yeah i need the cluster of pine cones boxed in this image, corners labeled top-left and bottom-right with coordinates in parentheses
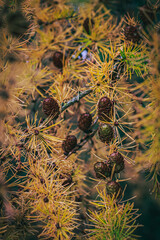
top-left (42, 93), bottom-right (123, 198)
top-left (95, 96), bottom-right (123, 199)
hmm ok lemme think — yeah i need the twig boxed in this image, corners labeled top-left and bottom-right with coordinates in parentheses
top-left (39, 13), bottom-right (78, 26)
top-left (61, 89), bottom-right (93, 112)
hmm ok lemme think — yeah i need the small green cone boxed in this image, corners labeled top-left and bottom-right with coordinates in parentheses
top-left (98, 124), bottom-right (114, 144)
top-left (106, 181), bottom-right (122, 199)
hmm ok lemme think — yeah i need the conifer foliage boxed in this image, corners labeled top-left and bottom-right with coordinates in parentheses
top-left (0, 0), bottom-right (159, 239)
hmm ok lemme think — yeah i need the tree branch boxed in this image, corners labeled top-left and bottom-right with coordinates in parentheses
top-left (61, 89), bottom-right (93, 112)
top-left (39, 13), bottom-right (78, 26)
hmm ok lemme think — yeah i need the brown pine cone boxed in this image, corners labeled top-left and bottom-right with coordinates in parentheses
top-left (78, 112), bottom-right (92, 132)
top-left (42, 97), bottom-right (60, 118)
top-left (124, 25), bottom-right (141, 43)
top-left (98, 96), bottom-right (113, 122)
top-left (108, 152), bottom-right (124, 173)
top-left (94, 162), bottom-right (111, 179)
top-left (62, 135), bottom-right (77, 154)
top-left (53, 51), bottom-right (63, 68)
top-left (98, 124), bottom-right (114, 144)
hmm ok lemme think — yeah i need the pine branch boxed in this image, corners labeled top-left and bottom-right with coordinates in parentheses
top-left (61, 89), bottom-right (93, 112)
top-left (39, 13), bottom-right (78, 26)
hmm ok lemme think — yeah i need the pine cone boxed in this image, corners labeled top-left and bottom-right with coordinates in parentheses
top-left (42, 97), bottom-right (60, 118)
top-left (78, 112), bottom-right (92, 132)
top-left (94, 162), bottom-right (111, 179)
top-left (98, 124), bottom-right (114, 144)
top-left (62, 135), bottom-right (77, 154)
top-left (53, 51), bottom-right (63, 68)
top-left (83, 17), bottom-right (94, 35)
top-left (98, 96), bottom-right (113, 122)
top-left (108, 152), bottom-right (124, 173)
top-left (124, 25), bottom-right (141, 43)
top-left (106, 181), bottom-right (122, 199)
